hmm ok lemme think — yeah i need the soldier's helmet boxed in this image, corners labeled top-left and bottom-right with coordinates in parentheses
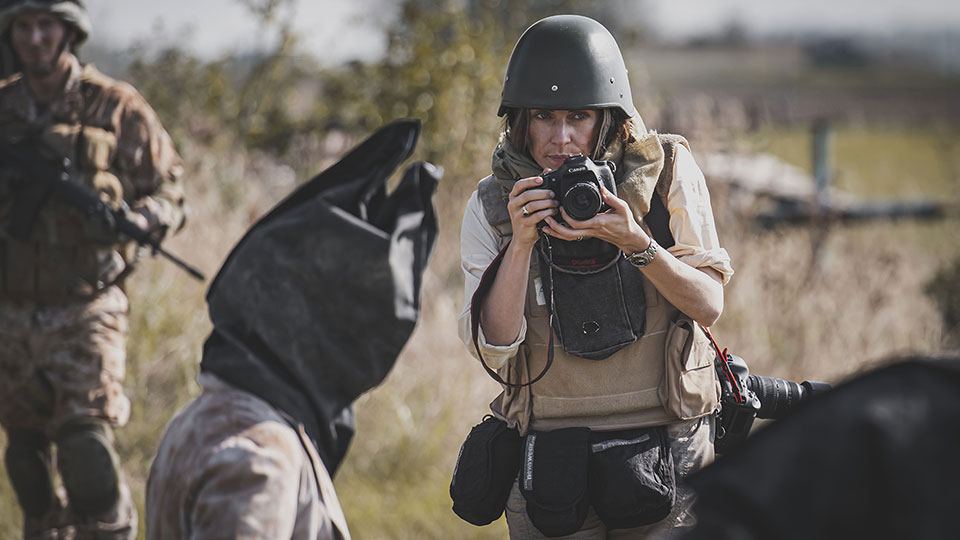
top-left (0, 0), bottom-right (91, 46)
top-left (498, 14), bottom-right (636, 118)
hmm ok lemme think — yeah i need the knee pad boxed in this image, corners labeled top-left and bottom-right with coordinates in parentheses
top-left (4, 429), bottom-right (56, 518)
top-left (56, 419), bottom-right (121, 517)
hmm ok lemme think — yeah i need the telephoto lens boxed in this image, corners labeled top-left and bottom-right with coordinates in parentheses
top-left (746, 375), bottom-right (831, 419)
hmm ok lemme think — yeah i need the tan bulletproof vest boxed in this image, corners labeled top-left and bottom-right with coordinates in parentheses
top-left (477, 135), bottom-right (719, 435)
top-left (1, 88), bottom-right (130, 302)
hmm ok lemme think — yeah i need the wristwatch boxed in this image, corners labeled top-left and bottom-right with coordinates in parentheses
top-left (625, 239), bottom-right (658, 268)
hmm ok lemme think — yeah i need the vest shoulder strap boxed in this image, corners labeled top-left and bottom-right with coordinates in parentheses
top-left (655, 133), bottom-right (690, 199)
top-left (477, 175), bottom-right (513, 239)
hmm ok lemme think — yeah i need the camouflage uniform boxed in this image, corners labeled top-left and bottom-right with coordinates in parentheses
top-left (146, 373), bottom-right (351, 540)
top-left (0, 50), bottom-right (185, 539)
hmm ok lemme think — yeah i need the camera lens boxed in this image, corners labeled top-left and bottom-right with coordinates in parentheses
top-left (563, 182), bottom-right (602, 221)
top-left (746, 375), bottom-right (806, 419)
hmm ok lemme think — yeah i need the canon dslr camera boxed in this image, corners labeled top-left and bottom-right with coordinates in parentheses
top-left (541, 155), bottom-right (617, 221)
top-left (714, 352), bottom-right (831, 454)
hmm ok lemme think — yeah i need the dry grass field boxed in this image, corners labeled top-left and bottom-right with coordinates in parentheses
top-left (1, 118), bottom-right (957, 540)
top-left (1, 22), bottom-right (958, 540)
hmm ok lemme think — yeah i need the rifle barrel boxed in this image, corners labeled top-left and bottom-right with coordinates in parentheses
top-left (114, 219), bottom-right (205, 281)
top-left (152, 244), bottom-right (206, 281)
top-left (1, 138), bottom-right (205, 281)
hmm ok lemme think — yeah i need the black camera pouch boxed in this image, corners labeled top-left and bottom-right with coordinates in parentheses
top-left (537, 236), bottom-right (646, 360)
top-left (449, 415), bottom-right (522, 526)
top-left (588, 426), bottom-right (676, 529)
top-left (519, 427), bottom-right (592, 537)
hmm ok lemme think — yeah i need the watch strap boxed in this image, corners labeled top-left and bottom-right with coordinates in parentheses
top-left (625, 239), bottom-right (658, 267)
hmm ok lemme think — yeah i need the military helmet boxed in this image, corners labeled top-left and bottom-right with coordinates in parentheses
top-left (0, 0), bottom-right (91, 46)
top-left (498, 14), bottom-right (636, 118)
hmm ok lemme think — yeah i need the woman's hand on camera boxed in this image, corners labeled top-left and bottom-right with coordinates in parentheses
top-left (508, 174), bottom-right (558, 249)
top-left (541, 185), bottom-right (651, 254)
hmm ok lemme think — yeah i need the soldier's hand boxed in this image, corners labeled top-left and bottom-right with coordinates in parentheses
top-left (128, 211), bottom-right (149, 231)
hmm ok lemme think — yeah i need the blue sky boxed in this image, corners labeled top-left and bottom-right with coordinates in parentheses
top-left (87, 0), bottom-right (960, 63)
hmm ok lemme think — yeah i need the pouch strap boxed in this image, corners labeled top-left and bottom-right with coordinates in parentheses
top-left (538, 233), bottom-right (622, 275)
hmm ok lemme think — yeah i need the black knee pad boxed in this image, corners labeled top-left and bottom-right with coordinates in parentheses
top-left (4, 429), bottom-right (56, 518)
top-left (56, 419), bottom-right (121, 517)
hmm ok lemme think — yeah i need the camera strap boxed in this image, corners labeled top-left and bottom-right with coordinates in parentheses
top-left (702, 327), bottom-right (746, 405)
top-left (470, 240), bottom-right (555, 388)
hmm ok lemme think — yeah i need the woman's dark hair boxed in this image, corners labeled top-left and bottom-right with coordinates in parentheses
top-left (502, 107), bottom-right (633, 159)
top-left (503, 108), bottom-right (530, 153)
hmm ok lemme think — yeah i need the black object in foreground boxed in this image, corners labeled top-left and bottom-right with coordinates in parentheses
top-left (201, 119), bottom-right (441, 475)
top-left (684, 356), bottom-right (960, 540)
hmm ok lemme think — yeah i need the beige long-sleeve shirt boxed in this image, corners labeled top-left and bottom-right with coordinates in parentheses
top-left (458, 144), bottom-right (733, 369)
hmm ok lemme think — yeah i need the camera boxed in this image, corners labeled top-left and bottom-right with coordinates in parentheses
top-left (540, 155), bottom-right (617, 221)
top-left (748, 374), bottom-right (832, 420)
top-left (714, 352), bottom-right (831, 454)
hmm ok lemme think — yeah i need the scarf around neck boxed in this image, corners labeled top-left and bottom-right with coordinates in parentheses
top-left (490, 113), bottom-right (667, 223)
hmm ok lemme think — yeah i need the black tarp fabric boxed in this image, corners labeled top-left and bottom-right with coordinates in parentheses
top-left (683, 356), bottom-right (960, 540)
top-left (200, 119), bottom-right (440, 475)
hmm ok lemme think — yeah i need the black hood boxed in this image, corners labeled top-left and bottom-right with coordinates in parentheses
top-left (200, 119), bottom-right (440, 474)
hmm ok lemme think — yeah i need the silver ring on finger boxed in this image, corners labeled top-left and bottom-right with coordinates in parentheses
top-left (522, 205), bottom-right (530, 217)
top-left (576, 235), bottom-right (583, 242)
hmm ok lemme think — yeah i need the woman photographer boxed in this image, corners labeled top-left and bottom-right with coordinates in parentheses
top-left (456, 14), bottom-right (733, 539)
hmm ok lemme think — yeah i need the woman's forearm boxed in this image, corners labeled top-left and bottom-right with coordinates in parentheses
top-left (631, 243), bottom-right (724, 326)
top-left (479, 241), bottom-right (534, 345)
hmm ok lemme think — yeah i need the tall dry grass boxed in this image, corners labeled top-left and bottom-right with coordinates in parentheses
top-left (0, 120), bottom-right (956, 538)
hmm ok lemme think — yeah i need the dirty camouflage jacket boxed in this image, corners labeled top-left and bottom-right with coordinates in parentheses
top-left (146, 373), bottom-right (350, 540)
top-left (0, 55), bottom-right (185, 300)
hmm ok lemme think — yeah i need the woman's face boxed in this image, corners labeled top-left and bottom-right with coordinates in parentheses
top-left (526, 109), bottom-right (601, 171)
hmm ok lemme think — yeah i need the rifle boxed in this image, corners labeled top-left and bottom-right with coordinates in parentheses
top-left (0, 137), bottom-right (205, 281)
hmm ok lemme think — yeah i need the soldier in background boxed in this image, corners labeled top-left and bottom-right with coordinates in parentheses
top-left (0, 1), bottom-right (186, 538)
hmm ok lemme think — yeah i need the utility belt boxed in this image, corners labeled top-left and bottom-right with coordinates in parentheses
top-left (450, 416), bottom-right (675, 536)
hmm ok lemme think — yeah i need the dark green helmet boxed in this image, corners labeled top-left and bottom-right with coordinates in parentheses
top-left (0, 0), bottom-right (91, 46)
top-left (498, 14), bottom-right (636, 118)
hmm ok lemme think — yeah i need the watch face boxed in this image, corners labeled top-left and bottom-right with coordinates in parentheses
top-left (627, 242), bottom-right (656, 267)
